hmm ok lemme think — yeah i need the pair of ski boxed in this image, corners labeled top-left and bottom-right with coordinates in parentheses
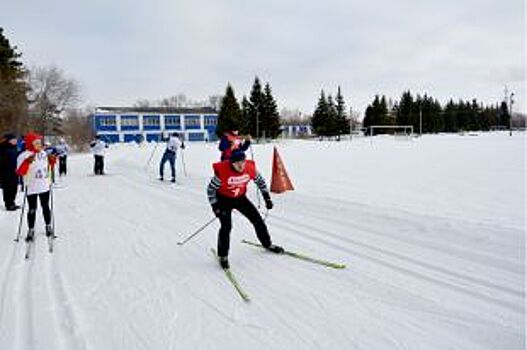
top-left (25, 234), bottom-right (56, 260)
top-left (212, 240), bottom-right (347, 302)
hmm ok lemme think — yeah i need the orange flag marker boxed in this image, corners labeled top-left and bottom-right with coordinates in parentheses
top-left (270, 146), bottom-right (294, 194)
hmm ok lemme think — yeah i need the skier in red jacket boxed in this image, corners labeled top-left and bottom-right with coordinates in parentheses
top-left (16, 132), bottom-right (56, 241)
top-left (207, 149), bottom-right (283, 269)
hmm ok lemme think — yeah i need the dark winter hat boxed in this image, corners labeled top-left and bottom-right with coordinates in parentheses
top-left (230, 150), bottom-right (246, 163)
top-left (3, 133), bottom-right (16, 141)
top-left (172, 132), bottom-right (179, 137)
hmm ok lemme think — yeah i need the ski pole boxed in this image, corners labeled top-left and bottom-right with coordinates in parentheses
top-left (180, 149), bottom-right (188, 177)
top-left (177, 217), bottom-right (216, 246)
top-left (145, 142), bottom-right (159, 170)
top-left (14, 187), bottom-right (27, 242)
top-left (50, 185), bottom-right (55, 234)
top-left (249, 145), bottom-right (261, 209)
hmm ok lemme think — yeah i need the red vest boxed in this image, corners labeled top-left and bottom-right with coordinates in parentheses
top-left (213, 160), bottom-right (256, 198)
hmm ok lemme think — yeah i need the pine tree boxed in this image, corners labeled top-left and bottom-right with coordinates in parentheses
top-left (335, 86), bottom-right (349, 139)
top-left (326, 94), bottom-right (338, 136)
top-left (262, 82), bottom-right (281, 139)
top-left (396, 91), bottom-right (413, 127)
top-left (248, 77), bottom-right (265, 139)
top-left (498, 101), bottom-right (510, 128)
top-left (0, 27), bottom-right (27, 134)
top-left (216, 84), bottom-right (241, 137)
top-left (240, 96), bottom-right (251, 135)
top-left (311, 90), bottom-right (328, 137)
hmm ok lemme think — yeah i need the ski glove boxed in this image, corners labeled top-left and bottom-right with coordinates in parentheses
top-left (263, 194), bottom-right (273, 210)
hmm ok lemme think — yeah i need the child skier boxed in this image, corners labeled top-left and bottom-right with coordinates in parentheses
top-left (218, 130), bottom-right (251, 161)
top-left (16, 132), bottom-right (56, 241)
top-left (159, 132), bottom-right (185, 182)
top-left (90, 135), bottom-right (108, 175)
top-left (207, 149), bottom-right (283, 269)
top-left (55, 137), bottom-right (70, 176)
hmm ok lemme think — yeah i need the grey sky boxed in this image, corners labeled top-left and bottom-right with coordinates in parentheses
top-left (2, 0), bottom-right (525, 114)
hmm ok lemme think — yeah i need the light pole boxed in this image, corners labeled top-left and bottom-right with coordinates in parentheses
top-left (509, 92), bottom-right (514, 136)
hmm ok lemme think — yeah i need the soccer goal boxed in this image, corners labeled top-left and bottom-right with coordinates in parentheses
top-left (367, 125), bottom-right (414, 139)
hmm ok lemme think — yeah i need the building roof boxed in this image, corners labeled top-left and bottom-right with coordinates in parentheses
top-left (96, 106), bottom-right (218, 114)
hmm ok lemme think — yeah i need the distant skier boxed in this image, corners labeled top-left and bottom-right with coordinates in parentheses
top-left (16, 132), bottom-right (56, 240)
top-left (44, 141), bottom-right (58, 183)
top-left (90, 135), bottom-right (108, 175)
top-left (55, 137), bottom-right (70, 176)
top-left (159, 132), bottom-right (185, 182)
top-left (218, 130), bottom-right (251, 161)
top-left (207, 149), bottom-right (283, 269)
top-left (0, 133), bottom-right (20, 211)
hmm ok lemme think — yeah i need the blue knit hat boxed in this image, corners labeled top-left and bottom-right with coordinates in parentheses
top-left (230, 150), bottom-right (246, 163)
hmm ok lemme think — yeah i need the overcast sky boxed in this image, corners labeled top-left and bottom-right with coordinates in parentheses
top-left (2, 0), bottom-right (525, 115)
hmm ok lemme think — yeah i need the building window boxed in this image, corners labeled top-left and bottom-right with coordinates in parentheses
top-left (204, 116), bottom-right (217, 126)
top-left (143, 115), bottom-right (160, 126)
top-left (100, 116), bottom-right (116, 126)
top-left (121, 115), bottom-right (139, 126)
top-left (184, 115), bottom-right (200, 127)
top-left (165, 115), bottom-right (181, 126)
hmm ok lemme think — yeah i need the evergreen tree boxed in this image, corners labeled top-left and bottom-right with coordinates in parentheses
top-left (311, 90), bottom-right (329, 136)
top-left (0, 27), bottom-right (27, 134)
top-left (498, 101), bottom-right (510, 128)
top-left (240, 96), bottom-right (251, 135)
top-left (396, 91), bottom-right (413, 127)
top-left (248, 77), bottom-right (265, 139)
top-left (335, 86), bottom-right (350, 138)
top-left (216, 84), bottom-right (241, 137)
top-left (326, 94), bottom-right (339, 136)
top-left (262, 82), bottom-right (281, 138)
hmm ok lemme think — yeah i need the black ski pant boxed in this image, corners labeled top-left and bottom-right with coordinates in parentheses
top-left (1, 178), bottom-right (18, 208)
top-left (59, 155), bottom-right (67, 175)
top-left (27, 191), bottom-right (51, 229)
top-left (216, 194), bottom-right (271, 257)
top-left (94, 155), bottom-right (104, 175)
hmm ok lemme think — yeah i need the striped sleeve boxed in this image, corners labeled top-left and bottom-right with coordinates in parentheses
top-left (254, 172), bottom-right (270, 198)
top-left (207, 175), bottom-right (222, 205)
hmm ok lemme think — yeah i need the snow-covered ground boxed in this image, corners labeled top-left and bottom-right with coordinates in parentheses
top-left (0, 132), bottom-right (525, 350)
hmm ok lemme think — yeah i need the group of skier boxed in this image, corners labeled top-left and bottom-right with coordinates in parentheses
top-left (2, 129), bottom-right (283, 269)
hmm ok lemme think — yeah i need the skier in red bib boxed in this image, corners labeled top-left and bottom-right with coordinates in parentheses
top-left (207, 149), bottom-right (283, 269)
top-left (218, 130), bottom-right (251, 161)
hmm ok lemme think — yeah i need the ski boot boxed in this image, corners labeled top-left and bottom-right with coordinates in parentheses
top-left (25, 228), bottom-right (35, 242)
top-left (266, 244), bottom-right (284, 254)
top-left (45, 224), bottom-right (55, 238)
top-left (218, 256), bottom-right (230, 269)
top-left (171, 178), bottom-right (176, 183)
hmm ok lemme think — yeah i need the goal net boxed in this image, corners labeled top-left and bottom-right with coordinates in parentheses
top-left (367, 125), bottom-right (414, 139)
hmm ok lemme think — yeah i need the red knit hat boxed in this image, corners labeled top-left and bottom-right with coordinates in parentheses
top-left (24, 132), bottom-right (42, 152)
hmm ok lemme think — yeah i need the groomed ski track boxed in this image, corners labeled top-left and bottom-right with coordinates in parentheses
top-left (0, 134), bottom-right (524, 349)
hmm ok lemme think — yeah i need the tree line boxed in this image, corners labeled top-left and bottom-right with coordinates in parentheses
top-left (217, 77), bottom-right (281, 139)
top-left (362, 91), bottom-right (512, 135)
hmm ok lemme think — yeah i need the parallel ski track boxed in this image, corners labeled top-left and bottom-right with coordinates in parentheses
top-left (112, 161), bottom-right (525, 313)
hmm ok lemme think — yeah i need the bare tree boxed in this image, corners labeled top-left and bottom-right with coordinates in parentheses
top-left (208, 94), bottom-right (222, 110)
top-left (134, 99), bottom-right (151, 108)
top-left (26, 65), bottom-right (81, 135)
top-left (62, 106), bottom-right (94, 151)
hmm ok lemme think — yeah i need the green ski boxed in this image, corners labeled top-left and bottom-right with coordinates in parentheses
top-left (241, 240), bottom-right (347, 269)
top-left (211, 249), bottom-right (250, 302)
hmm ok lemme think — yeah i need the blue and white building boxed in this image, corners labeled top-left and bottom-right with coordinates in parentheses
top-left (92, 107), bottom-right (219, 143)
